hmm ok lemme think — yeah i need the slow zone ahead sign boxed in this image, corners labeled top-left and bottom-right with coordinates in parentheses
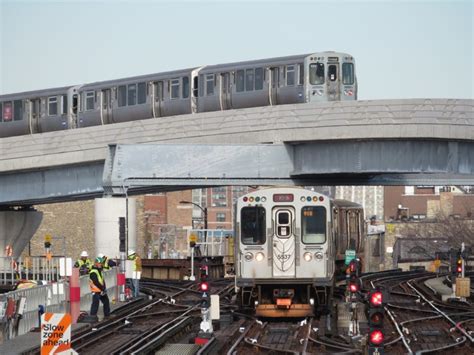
top-left (41, 313), bottom-right (72, 354)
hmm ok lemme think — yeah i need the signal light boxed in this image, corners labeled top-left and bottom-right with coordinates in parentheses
top-left (199, 282), bottom-right (209, 292)
top-left (370, 291), bottom-right (383, 307)
top-left (349, 282), bottom-right (359, 293)
top-left (369, 329), bottom-right (384, 345)
top-left (456, 259), bottom-right (463, 275)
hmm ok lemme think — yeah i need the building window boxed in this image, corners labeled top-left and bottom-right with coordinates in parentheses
top-left (137, 82), bottom-right (147, 104)
top-left (85, 91), bottom-right (95, 111)
top-left (216, 213), bottom-right (226, 222)
top-left (170, 79), bottom-right (180, 99)
top-left (48, 97), bottom-right (58, 116)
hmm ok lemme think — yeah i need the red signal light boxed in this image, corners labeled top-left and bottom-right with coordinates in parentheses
top-left (349, 282), bottom-right (359, 293)
top-left (457, 266), bottom-right (462, 273)
top-left (369, 329), bottom-right (384, 345)
top-left (200, 282), bottom-right (209, 292)
top-left (370, 291), bottom-right (383, 307)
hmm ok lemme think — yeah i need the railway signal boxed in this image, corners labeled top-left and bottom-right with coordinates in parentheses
top-left (367, 288), bottom-right (385, 354)
top-left (199, 265), bottom-right (210, 308)
top-left (456, 258), bottom-right (463, 277)
top-left (347, 259), bottom-right (361, 299)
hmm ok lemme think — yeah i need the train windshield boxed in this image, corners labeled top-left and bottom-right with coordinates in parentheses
top-left (241, 206), bottom-right (266, 245)
top-left (301, 206), bottom-right (326, 243)
top-left (342, 63), bottom-right (354, 85)
top-left (309, 63), bottom-right (324, 85)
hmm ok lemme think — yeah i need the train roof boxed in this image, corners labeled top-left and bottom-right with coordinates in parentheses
top-left (0, 85), bottom-right (74, 100)
top-left (332, 199), bottom-right (363, 208)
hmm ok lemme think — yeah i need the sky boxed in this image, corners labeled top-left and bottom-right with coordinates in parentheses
top-left (0, 0), bottom-right (472, 99)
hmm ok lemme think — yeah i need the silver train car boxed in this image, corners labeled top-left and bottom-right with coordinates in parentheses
top-left (0, 52), bottom-right (356, 138)
top-left (235, 187), bottom-right (365, 317)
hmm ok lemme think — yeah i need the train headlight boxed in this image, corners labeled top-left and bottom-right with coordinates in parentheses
top-left (255, 252), bottom-right (265, 262)
top-left (244, 252), bottom-right (254, 261)
top-left (303, 252), bottom-right (313, 262)
top-left (314, 252), bottom-right (324, 260)
top-left (261, 196), bottom-right (267, 202)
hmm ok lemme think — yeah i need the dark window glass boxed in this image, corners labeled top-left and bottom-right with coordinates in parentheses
top-left (286, 65), bottom-right (295, 86)
top-left (0, 103), bottom-right (2, 122)
top-left (137, 82), bottom-right (146, 104)
top-left (14, 100), bottom-right (23, 121)
top-left (154, 82), bottom-right (163, 101)
top-left (276, 210), bottom-right (291, 238)
top-left (302, 206), bottom-right (326, 243)
top-left (118, 85), bottom-right (127, 107)
top-left (245, 69), bottom-right (254, 91)
top-left (206, 74), bottom-right (214, 96)
top-left (236, 70), bottom-right (245, 92)
top-left (309, 63), bottom-right (325, 85)
top-left (216, 213), bottom-right (226, 222)
top-left (342, 63), bottom-right (354, 85)
top-left (62, 95), bottom-right (67, 114)
top-left (348, 211), bottom-right (359, 250)
top-left (86, 91), bottom-right (95, 110)
top-left (193, 76), bottom-right (198, 97)
top-left (255, 68), bottom-right (263, 90)
top-left (182, 77), bottom-right (189, 98)
top-left (298, 64), bottom-right (304, 85)
top-left (48, 97), bottom-right (58, 116)
top-left (278, 212), bottom-right (289, 224)
top-left (128, 84), bottom-right (137, 105)
top-left (198, 75), bottom-right (204, 97)
top-left (170, 79), bottom-right (180, 99)
top-left (328, 64), bottom-right (337, 81)
top-left (241, 206), bottom-right (266, 245)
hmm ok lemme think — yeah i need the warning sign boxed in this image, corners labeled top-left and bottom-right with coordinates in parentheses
top-left (189, 233), bottom-right (198, 243)
top-left (41, 313), bottom-right (71, 354)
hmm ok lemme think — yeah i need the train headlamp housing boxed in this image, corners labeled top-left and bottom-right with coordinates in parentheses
top-left (314, 252), bottom-right (324, 260)
top-left (255, 252), bottom-right (265, 262)
top-left (244, 252), bottom-right (254, 261)
top-left (303, 252), bottom-right (313, 262)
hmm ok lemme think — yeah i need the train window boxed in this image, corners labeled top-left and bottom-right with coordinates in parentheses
top-left (236, 70), bottom-right (245, 92)
top-left (348, 211), bottom-right (358, 249)
top-left (342, 63), bottom-right (354, 85)
top-left (328, 64), bottom-right (337, 81)
top-left (182, 77), bottom-right (189, 99)
top-left (170, 79), bottom-right (180, 99)
top-left (298, 64), bottom-right (304, 85)
top-left (193, 77), bottom-right (198, 97)
top-left (118, 85), bottom-right (127, 107)
top-left (302, 206), bottom-right (326, 244)
top-left (2, 101), bottom-right (12, 121)
top-left (137, 82), bottom-right (146, 104)
top-left (245, 69), bottom-right (254, 91)
top-left (276, 210), bottom-right (292, 238)
top-left (61, 95), bottom-right (67, 115)
top-left (241, 206), bottom-right (266, 245)
top-left (14, 100), bottom-right (23, 121)
top-left (0, 103), bottom-right (2, 122)
top-left (309, 63), bottom-right (324, 85)
top-left (286, 65), bottom-right (295, 86)
top-left (255, 68), bottom-right (263, 90)
top-left (48, 97), bottom-right (58, 116)
top-left (128, 84), bottom-right (137, 105)
top-left (205, 74), bottom-right (214, 96)
top-left (85, 91), bottom-right (95, 111)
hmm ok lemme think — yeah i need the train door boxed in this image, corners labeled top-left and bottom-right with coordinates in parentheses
top-left (269, 67), bottom-right (279, 105)
top-left (272, 208), bottom-right (296, 277)
top-left (153, 81), bottom-right (163, 117)
top-left (29, 98), bottom-right (41, 134)
top-left (326, 63), bottom-right (340, 101)
top-left (100, 89), bottom-right (113, 124)
top-left (219, 72), bottom-right (232, 110)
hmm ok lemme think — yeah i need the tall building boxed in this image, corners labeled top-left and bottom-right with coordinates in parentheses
top-left (336, 186), bottom-right (384, 220)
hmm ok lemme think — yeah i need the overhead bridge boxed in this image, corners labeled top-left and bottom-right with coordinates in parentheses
top-left (0, 99), bottom-right (473, 206)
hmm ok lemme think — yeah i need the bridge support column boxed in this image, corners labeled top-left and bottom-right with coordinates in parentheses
top-left (0, 208), bottom-right (43, 263)
top-left (94, 197), bottom-right (137, 259)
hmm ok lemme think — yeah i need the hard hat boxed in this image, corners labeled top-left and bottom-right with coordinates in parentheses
top-left (97, 253), bottom-right (105, 259)
top-left (80, 251), bottom-right (88, 257)
top-left (94, 257), bottom-right (103, 263)
top-left (128, 249), bottom-right (135, 256)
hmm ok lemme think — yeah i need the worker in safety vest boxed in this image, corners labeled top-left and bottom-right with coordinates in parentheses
top-left (127, 249), bottom-right (142, 298)
top-left (74, 251), bottom-right (92, 275)
top-left (89, 257), bottom-right (110, 318)
top-left (97, 253), bottom-right (117, 271)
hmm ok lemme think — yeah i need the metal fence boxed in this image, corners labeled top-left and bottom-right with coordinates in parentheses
top-left (0, 256), bottom-right (64, 285)
top-left (0, 268), bottom-right (118, 339)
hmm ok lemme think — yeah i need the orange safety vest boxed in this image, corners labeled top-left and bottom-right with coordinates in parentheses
top-left (89, 268), bottom-right (104, 293)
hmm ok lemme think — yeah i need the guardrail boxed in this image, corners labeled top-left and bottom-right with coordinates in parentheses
top-left (0, 268), bottom-right (118, 340)
top-left (0, 256), bottom-right (64, 285)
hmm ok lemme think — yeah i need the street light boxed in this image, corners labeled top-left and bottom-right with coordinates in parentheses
top-left (179, 200), bottom-right (208, 232)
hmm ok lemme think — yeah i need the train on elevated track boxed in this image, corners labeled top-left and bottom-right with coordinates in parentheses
top-left (235, 187), bottom-right (365, 317)
top-left (0, 52), bottom-right (357, 138)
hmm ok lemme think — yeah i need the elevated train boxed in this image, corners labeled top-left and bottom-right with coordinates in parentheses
top-left (0, 52), bottom-right (357, 138)
top-left (235, 187), bottom-right (365, 317)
